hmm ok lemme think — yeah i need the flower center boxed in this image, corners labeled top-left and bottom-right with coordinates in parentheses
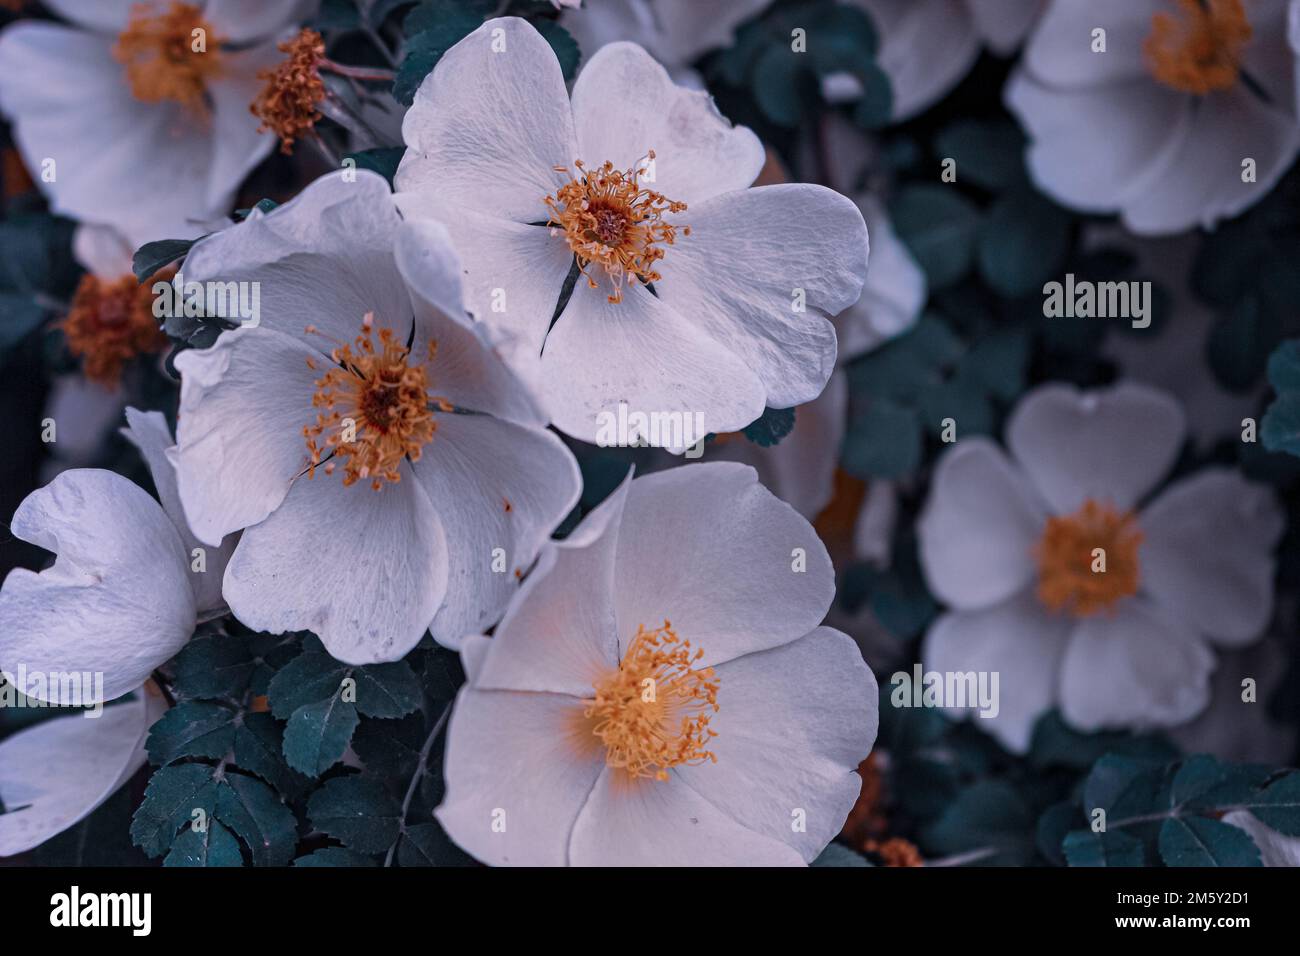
top-left (585, 621), bottom-right (719, 781)
top-left (1034, 499), bottom-right (1143, 617)
top-left (114, 2), bottom-right (223, 113)
top-left (544, 154), bottom-right (689, 304)
top-left (302, 314), bottom-right (448, 491)
top-left (1144, 0), bottom-right (1251, 95)
top-left (61, 271), bottom-right (169, 385)
top-left (251, 28), bottom-right (327, 155)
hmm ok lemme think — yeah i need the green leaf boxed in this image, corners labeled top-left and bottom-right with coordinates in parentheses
top-left (353, 661), bottom-right (423, 718)
top-left (132, 238), bottom-right (195, 283)
top-left (345, 147), bottom-right (405, 187)
top-left (890, 186), bottom-right (980, 291)
top-left (308, 774), bottom-right (403, 854)
top-left (1169, 754), bottom-right (1232, 808)
top-left (1082, 754), bottom-right (1165, 820)
top-left (294, 847), bottom-right (378, 867)
top-left (977, 187), bottom-right (1072, 299)
top-left (130, 763), bottom-right (220, 858)
top-left (1262, 340), bottom-right (1300, 456)
top-left (842, 397), bottom-right (921, 479)
top-left (233, 712), bottom-right (308, 797)
top-left (921, 780), bottom-right (1035, 866)
top-left (282, 695), bottom-right (360, 777)
top-left (1158, 817), bottom-right (1261, 867)
top-left (267, 651), bottom-right (349, 719)
top-left (1246, 772), bottom-right (1300, 836)
top-left (145, 700), bottom-right (238, 765)
top-left (849, 63), bottom-right (892, 130)
top-left (397, 822), bottom-right (474, 866)
top-left (752, 45), bottom-right (807, 127)
top-left (171, 634), bottom-right (259, 700)
top-left (164, 819), bottom-right (244, 867)
top-left (934, 119), bottom-right (1027, 192)
top-left (215, 772), bottom-right (299, 866)
top-left (1062, 829), bottom-right (1145, 867)
top-left (741, 405), bottom-right (796, 447)
top-left (0, 292), bottom-right (48, 350)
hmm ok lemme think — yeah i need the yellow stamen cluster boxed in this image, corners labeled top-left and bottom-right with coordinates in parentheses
top-left (303, 314), bottom-right (448, 491)
top-left (251, 28), bottom-right (327, 155)
top-left (585, 621), bottom-right (719, 781)
top-left (61, 270), bottom-right (170, 386)
top-left (114, 2), bottom-right (223, 113)
top-left (1144, 0), bottom-right (1251, 95)
top-left (544, 153), bottom-right (689, 304)
top-left (1035, 499), bottom-right (1143, 617)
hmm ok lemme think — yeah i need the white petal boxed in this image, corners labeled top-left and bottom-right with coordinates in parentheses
top-left (204, 42), bottom-right (281, 212)
top-left (393, 193), bottom-right (574, 366)
top-left (223, 465), bottom-right (448, 664)
top-left (0, 694), bottom-right (158, 858)
top-left (412, 413), bottom-right (581, 647)
top-left (1005, 70), bottom-right (1189, 217)
top-left (541, 280), bottom-right (767, 449)
top-left (394, 17), bottom-right (578, 223)
top-left (1139, 469), bottom-right (1283, 647)
top-left (656, 184), bottom-right (866, 408)
top-left (121, 408), bottom-right (236, 618)
top-left (918, 437), bottom-right (1047, 611)
top-left (568, 767), bottom-right (804, 865)
top-left (673, 627), bottom-right (878, 862)
top-left (474, 473), bottom-right (631, 696)
top-left (43, 375), bottom-right (126, 465)
top-left (1059, 598), bottom-right (1214, 732)
top-left (175, 327), bottom-right (319, 544)
top-left (204, 0), bottom-right (317, 44)
top-left (394, 218), bottom-right (550, 425)
top-left (72, 223), bottom-right (134, 279)
top-left (1006, 382), bottom-right (1185, 514)
top-left (649, 0), bottom-right (771, 63)
top-left (858, 0), bottom-right (979, 120)
top-left (921, 588), bottom-right (1070, 754)
top-left (0, 470), bottom-right (194, 704)
top-left (614, 462), bottom-right (835, 668)
top-left (834, 194), bottom-right (924, 361)
top-left (571, 41), bottom-right (763, 205)
top-left (1122, 85), bottom-right (1300, 235)
top-left (181, 170), bottom-right (407, 350)
top-left (436, 686), bottom-right (603, 866)
top-left (40, 0), bottom-right (137, 33)
top-left (1021, 0), bottom-right (1152, 87)
top-left (1222, 811), bottom-right (1300, 867)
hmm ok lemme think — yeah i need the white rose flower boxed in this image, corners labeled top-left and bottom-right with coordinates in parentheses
top-left (394, 17), bottom-right (870, 450)
top-left (1006, 0), bottom-right (1300, 234)
top-left (0, 0), bottom-right (318, 246)
top-left (0, 408), bottom-right (231, 707)
top-left (918, 382), bottom-right (1283, 753)
top-left (438, 463), bottom-right (879, 866)
top-left (172, 170), bottom-right (582, 661)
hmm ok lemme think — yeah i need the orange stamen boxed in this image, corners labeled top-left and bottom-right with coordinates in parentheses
top-left (1145, 0), bottom-right (1251, 95)
top-left (114, 2), bottom-right (223, 113)
top-left (60, 270), bottom-right (170, 386)
top-left (1035, 499), bottom-right (1143, 617)
top-left (250, 28), bottom-right (327, 155)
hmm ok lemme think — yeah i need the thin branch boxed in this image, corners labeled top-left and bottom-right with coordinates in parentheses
top-left (383, 699), bottom-right (453, 867)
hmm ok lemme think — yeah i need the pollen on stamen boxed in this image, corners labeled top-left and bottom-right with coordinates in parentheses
top-left (114, 2), bottom-right (224, 114)
top-left (1034, 499), bottom-right (1143, 617)
top-left (585, 620), bottom-right (719, 782)
top-left (544, 150), bottom-right (688, 304)
top-left (251, 28), bottom-right (327, 155)
top-left (60, 270), bottom-right (170, 386)
top-left (1144, 0), bottom-right (1251, 95)
top-left (302, 314), bottom-right (448, 490)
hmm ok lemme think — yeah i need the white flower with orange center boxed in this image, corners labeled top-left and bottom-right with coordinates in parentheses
top-left (171, 170), bottom-right (581, 663)
top-left (1007, 0), bottom-right (1300, 234)
top-left (917, 382), bottom-right (1283, 753)
top-left (394, 17), bottom-right (870, 451)
top-left (437, 463), bottom-right (878, 866)
top-left (0, 0), bottom-right (317, 247)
